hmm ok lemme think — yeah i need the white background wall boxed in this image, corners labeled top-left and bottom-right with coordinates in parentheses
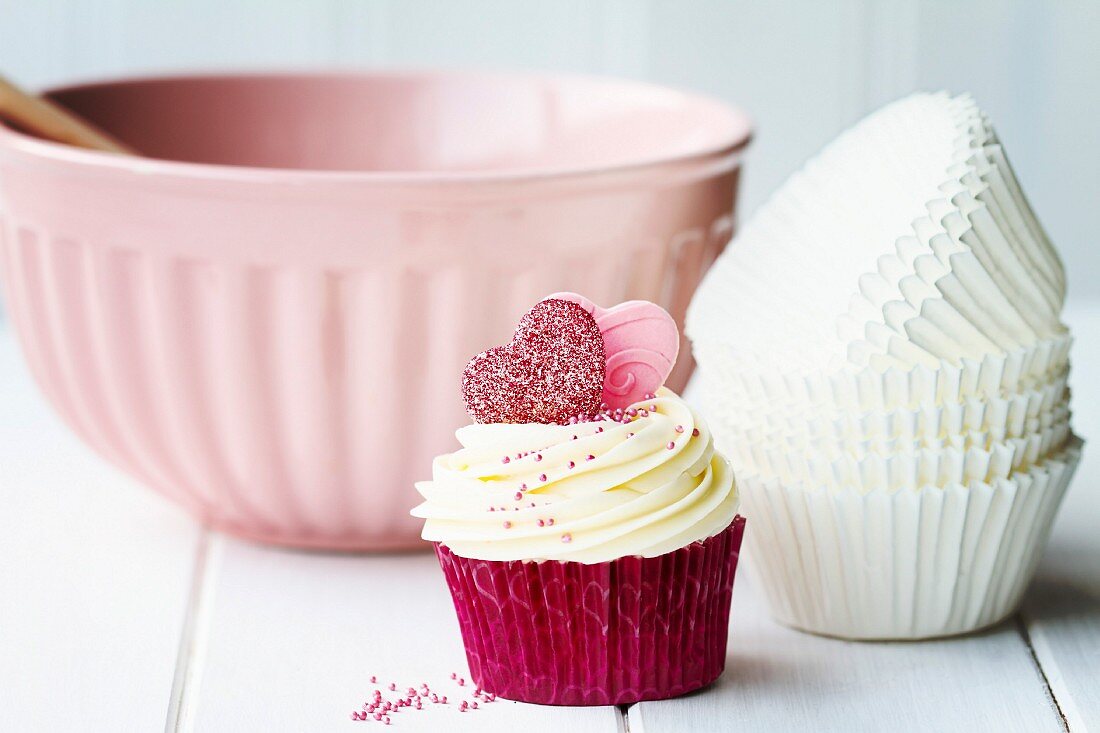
top-left (2, 0), bottom-right (1097, 299)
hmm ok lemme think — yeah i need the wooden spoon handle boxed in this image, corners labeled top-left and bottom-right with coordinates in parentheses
top-left (0, 75), bottom-right (135, 155)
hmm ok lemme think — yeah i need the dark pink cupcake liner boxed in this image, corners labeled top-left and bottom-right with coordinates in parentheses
top-left (433, 516), bottom-right (746, 706)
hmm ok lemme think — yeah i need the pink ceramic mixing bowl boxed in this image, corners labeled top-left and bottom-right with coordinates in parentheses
top-left (0, 71), bottom-right (751, 550)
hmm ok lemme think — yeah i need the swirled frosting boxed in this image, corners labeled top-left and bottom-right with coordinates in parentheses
top-left (411, 389), bottom-right (738, 563)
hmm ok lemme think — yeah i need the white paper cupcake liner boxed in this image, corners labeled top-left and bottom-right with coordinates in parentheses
top-left (954, 130), bottom-right (1065, 296)
top-left (836, 204), bottom-right (1066, 369)
top-left (722, 418), bottom-right (1071, 493)
top-left (680, 91), bottom-right (1083, 641)
top-left (692, 334), bottom-right (1071, 413)
top-left (706, 379), bottom-right (1069, 446)
top-left (835, 189), bottom-right (1067, 369)
top-left (715, 399), bottom-right (1070, 462)
top-left (739, 437), bottom-right (1082, 639)
top-left (685, 93), bottom-right (1066, 375)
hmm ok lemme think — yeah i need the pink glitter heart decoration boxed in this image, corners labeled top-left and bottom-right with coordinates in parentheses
top-left (462, 299), bottom-right (605, 424)
top-left (548, 292), bottom-right (679, 409)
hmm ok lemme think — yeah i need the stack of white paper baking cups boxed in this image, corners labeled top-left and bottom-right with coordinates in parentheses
top-left (686, 92), bottom-right (1083, 640)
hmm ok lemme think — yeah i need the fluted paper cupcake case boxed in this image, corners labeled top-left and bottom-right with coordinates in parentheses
top-left (833, 159), bottom-right (1068, 369)
top-left (692, 334), bottom-right (1070, 415)
top-left (433, 516), bottom-right (746, 706)
top-left (704, 184), bottom-right (1067, 374)
top-left (738, 440), bottom-right (1081, 640)
top-left (723, 410), bottom-right (1071, 470)
top-left (719, 417), bottom-right (1071, 493)
top-left (684, 94), bottom-right (1066, 376)
top-left (710, 386), bottom-right (1068, 447)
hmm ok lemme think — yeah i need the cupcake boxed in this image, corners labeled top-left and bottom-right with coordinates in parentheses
top-left (411, 293), bottom-right (744, 705)
top-left (687, 92), bottom-right (1082, 640)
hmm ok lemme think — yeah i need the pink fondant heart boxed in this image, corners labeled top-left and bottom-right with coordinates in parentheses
top-left (461, 299), bottom-right (605, 424)
top-left (548, 293), bottom-right (679, 409)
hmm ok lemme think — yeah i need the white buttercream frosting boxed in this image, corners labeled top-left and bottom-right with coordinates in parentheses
top-left (411, 389), bottom-right (738, 563)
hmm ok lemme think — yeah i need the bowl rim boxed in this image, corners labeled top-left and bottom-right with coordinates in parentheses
top-left (0, 68), bottom-right (754, 186)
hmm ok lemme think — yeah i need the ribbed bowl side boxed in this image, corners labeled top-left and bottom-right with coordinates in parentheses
top-left (0, 203), bottom-right (738, 549)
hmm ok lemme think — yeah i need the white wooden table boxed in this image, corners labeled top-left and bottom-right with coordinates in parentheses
top-left (2, 305), bottom-right (1097, 733)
